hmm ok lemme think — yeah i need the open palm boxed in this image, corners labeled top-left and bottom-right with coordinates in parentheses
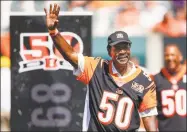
top-left (44, 3), bottom-right (60, 30)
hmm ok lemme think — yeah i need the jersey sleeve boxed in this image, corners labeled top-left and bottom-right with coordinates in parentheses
top-left (73, 54), bottom-right (101, 84)
top-left (139, 78), bottom-right (157, 112)
top-left (139, 106), bottom-right (158, 117)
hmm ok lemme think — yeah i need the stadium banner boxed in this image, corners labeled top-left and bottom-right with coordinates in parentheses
top-left (163, 36), bottom-right (186, 62)
top-left (10, 12), bottom-right (92, 131)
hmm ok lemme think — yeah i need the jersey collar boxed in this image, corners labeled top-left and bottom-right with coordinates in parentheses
top-left (161, 65), bottom-right (186, 84)
top-left (111, 61), bottom-right (136, 78)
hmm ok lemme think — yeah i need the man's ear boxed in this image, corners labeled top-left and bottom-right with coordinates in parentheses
top-left (179, 55), bottom-right (183, 62)
top-left (108, 48), bottom-right (111, 57)
top-left (107, 45), bottom-right (111, 57)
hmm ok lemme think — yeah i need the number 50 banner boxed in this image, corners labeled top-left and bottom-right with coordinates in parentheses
top-left (10, 12), bottom-right (92, 131)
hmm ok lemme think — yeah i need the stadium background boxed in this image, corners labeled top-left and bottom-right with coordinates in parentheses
top-left (1, 1), bottom-right (186, 131)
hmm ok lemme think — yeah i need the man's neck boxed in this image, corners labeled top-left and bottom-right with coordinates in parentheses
top-left (113, 61), bottom-right (132, 76)
top-left (167, 64), bottom-right (182, 75)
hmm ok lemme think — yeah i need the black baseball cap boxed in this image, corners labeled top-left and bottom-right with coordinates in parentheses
top-left (108, 31), bottom-right (132, 46)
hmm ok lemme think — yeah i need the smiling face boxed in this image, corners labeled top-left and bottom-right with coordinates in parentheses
top-left (110, 42), bottom-right (131, 65)
top-left (164, 44), bottom-right (183, 72)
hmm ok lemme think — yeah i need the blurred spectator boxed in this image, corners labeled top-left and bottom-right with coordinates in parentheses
top-left (1, 32), bottom-right (10, 58)
top-left (21, 1), bottom-right (35, 12)
top-left (43, 1), bottom-right (68, 12)
top-left (152, 11), bottom-right (184, 37)
top-left (91, 4), bottom-right (119, 36)
top-left (67, 0), bottom-right (92, 12)
top-left (11, 1), bottom-right (35, 12)
top-left (154, 44), bottom-right (186, 131)
top-left (175, 7), bottom-right (186, 36)
top-left (66, 1), bottom-right (119, 37)
top-left (139, 1), bottom-right (168, 31)
top-left (5, 1), bottom-right (184, 38)
top-left (88, 1), bottom-right (122, 10)
top-left (172, 0), bottom-right (186, 12)
top-left (113, 1), bottom-right (144, 36)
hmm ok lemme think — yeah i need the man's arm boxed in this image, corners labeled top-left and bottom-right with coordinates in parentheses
top-left (51, 33), bottom-right (78, 68)
top-left (44, 3), bottom-right (78, 68)
top-left (142, 115), bottom-right (158, 131)
top-left (138, 78), bottom-right (158, 131)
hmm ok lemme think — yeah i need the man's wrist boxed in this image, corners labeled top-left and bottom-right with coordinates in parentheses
top-left (48, 29), bottom-right (59, 36)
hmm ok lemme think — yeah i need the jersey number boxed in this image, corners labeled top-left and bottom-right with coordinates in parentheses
top-left (98, 91), bottom-right (134, 130)
top-left (161, 89), bottom-right (186, 117)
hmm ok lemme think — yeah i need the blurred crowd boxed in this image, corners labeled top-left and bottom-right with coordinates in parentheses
top-left (1, 1), bottom-right (186, 37)
top-left (0, 1), bottom-right (186, 131)
top-left (1, 0), bottom-right (186, 60)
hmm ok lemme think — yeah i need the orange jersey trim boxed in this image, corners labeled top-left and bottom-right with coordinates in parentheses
top-left (161, 65), bottom-right (186, 84)
top-left (109, 61), bottom-right (142, 85)
top-left (139, 82), bottom-right (157, 112)
top-left (76, 57), bottom-right (101, 84)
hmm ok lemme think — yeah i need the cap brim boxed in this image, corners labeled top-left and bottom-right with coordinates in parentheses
top-left (109, 40), bottom-right (132, 46)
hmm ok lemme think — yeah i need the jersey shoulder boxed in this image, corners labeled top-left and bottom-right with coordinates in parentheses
top-left (153, 70), bottom-right (164, 86)
top-left (135, 69), bottom-right (154, 88)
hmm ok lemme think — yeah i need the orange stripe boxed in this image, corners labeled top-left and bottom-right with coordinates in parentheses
top-left (109, 61), bottom-right (142, 84)
top-left (76, 57), bottom-right (101, 84)
top-left (139, 84), bottom-right (157, 112)
top-left (161, 65), bottom-right (186, 84)
top-left (122, 67), bottom-right (142, 83)
top-left (145, 82), bottom-right (155, 90)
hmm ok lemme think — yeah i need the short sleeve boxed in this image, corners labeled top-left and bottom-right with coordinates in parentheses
top-left (139, 81), bottom-right (157, 112)
top-left (73, 55), bottom-right (101, 84)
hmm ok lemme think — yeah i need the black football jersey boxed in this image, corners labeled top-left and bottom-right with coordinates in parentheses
top-left (154, 67), bottom-right (186, 131)
top-left (76, 57), bottom-right (157, 132)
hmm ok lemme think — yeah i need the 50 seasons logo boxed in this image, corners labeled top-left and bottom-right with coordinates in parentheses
top-left (19, 32), bottom-right (83, 73)
top-left (131, 81), bottom-right (144, 93)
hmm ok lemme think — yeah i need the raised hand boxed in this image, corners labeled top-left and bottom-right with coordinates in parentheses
top-left (44, 3), bottom-right (60, 30)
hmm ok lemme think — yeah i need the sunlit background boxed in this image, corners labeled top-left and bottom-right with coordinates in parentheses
top-left (1, 1), bottom-right (186, 131)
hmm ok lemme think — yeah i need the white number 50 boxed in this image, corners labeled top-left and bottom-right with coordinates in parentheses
top-left (98, 91), bottom-right (134, 130)
top-left (161, 89), bottom-right (186, 117)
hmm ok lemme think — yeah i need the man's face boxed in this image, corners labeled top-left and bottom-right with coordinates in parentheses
top-left (164, 45), bottom-right (182, 71)
top-left (110, 43), bottom-right (131, 65)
